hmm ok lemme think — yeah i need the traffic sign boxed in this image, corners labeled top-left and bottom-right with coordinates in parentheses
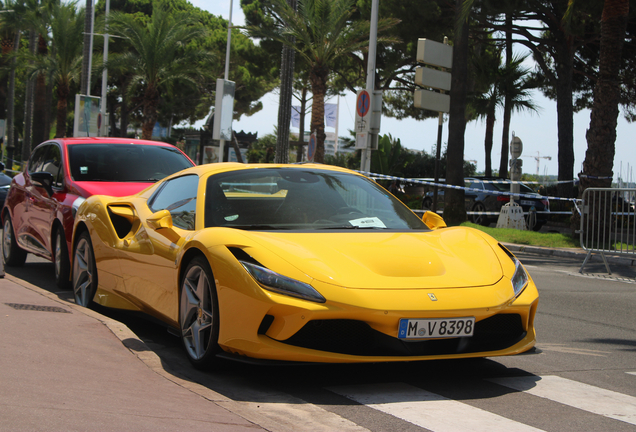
top-left (357, 90), bottom-right (370, 118)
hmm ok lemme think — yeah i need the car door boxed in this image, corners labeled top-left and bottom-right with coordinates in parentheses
top-left (20, 144), bottom-right (62, 258)
top-left (118, 174), bottom-right (199, 323)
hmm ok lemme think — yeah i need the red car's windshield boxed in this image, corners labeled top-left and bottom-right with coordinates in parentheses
top-left (68, 144), bottom-right (193, 182)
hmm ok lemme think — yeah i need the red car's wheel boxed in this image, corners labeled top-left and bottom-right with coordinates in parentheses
top-left (54, 228), bottom-right (71, 289)
top-left (3, 214), bottom-right (27, 266)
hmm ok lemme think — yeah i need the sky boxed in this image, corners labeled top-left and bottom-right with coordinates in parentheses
top-left (188, 0), bottom-right (636, 183)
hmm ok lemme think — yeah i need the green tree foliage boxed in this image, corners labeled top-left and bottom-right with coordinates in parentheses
top-left (24, 1), bottom-right (84, 138)
top-left (245, 0), bottom-right (398, 163)
top-left (106, 5), bottom-right (212, 139)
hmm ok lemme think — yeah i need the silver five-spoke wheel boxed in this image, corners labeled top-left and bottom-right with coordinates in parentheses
top-left (180, 257), bottom-right (219, 368)
top-left (72, 232), bottom-right (97, 307)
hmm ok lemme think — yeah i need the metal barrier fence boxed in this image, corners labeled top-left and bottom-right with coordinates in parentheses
top-left (579, 187), bottom-right (636, 274)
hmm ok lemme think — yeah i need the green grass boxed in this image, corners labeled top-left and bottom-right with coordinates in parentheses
top-left (460, 222), bottom-right (581, 248)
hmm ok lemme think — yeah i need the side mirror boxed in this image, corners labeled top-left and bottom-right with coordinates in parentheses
top-left (147, 209), bottom-right (181, 243)
top-left (30, 171), bottom-right (54, 196)
top-left (422, 210), bottom-right (447, 230)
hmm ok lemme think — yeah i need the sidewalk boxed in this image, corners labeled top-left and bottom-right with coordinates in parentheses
top-left (0, 274), bottom-right (265, 432)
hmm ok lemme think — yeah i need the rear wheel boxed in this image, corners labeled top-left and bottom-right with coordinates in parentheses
top-left (3, 214), bottom-right (27, 266)
top-left (54, 228), bottom-right (71, 289)
top-left (471, 202), bottom-right (489, 226)
top-left (180, 256), bottom-right (220, 369)
top-left (72, 232), bottom-right (97, 307)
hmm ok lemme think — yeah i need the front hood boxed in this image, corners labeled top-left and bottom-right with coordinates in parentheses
top-left (72, 181), bottom-right (153, 198)
top-left (244, 228), bottom-right (503, 289)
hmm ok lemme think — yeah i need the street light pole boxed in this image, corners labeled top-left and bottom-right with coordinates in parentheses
top-left (360, 0), bottom-right (379, 172)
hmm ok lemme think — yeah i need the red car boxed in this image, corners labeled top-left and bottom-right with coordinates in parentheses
top-left (2, 137), bottom-right (194, 288)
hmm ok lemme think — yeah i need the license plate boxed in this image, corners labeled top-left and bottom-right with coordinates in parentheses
top-left (398, 317), bottom-right (475, 339)
top-left (520, 200), bottom-right (534, 206)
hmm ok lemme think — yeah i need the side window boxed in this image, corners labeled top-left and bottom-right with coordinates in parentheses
top-left (28, 145), bottom-right (49, 174)
top-left (148, 175), bottom-right (198, 230)
top-left (43, 145), bottom-right (63, 188)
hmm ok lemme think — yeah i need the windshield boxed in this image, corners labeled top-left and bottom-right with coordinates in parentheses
top-left (204, 168), bottom-right (428, 231)
top-left (68, 144), bottom-right (193, 182)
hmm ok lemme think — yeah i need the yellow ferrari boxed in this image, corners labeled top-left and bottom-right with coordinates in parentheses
top-left (71, 163), bottom-right (538, 368)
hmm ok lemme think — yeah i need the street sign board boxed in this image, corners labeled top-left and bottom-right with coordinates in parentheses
top-left (415, 67), bottom-right (451, 91)
top-left (416, 38), bottom-right (453, 69)
top-left (414, 89), bottom-right (450, 113)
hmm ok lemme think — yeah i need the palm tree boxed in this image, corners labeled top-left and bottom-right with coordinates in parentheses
top-left (106, 7), bottom-right (211, 140)
top-left (580, 0), bottom-right (629, 191)
top-left (27, 1), bottom-right (84, 137)
top-left (471, 53), bottom-right (538, 177)
top-left (246, 0), bottom-right (397, 163)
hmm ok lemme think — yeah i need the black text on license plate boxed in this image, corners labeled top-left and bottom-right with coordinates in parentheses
top-left (398, 317), bottom-right (475, 339)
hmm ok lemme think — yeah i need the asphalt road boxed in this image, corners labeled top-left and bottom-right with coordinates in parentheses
top-left (5, 250), bottom-right (636, 432)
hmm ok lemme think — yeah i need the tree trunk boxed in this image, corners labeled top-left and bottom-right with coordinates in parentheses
top-left (296, 87), bottom-right (307, 162)
top-left (141, 84), bottom-right (159, 140)
top-left (32, 35), bottom-right (48, 146)
top-left (444, 0), bottom-right (470, 226)
top-left (55, 83), bottom-right (69, 138)
top-left (6, 31), bottom-right (20, 166)
top-left (275, 0), bottom-right (297, 164)
top-left (309, 67), bottom-right (328, 163)
top-left (499, 12), bottom-right (513, 179)
top-left (580, 0), bottom-right (629, 192)
top-left (484, 106), bottom-right (495, 177)
top-left (554, 36), bottom-right (576, 198)
top-left (22, 30), bottom-right (37, 162)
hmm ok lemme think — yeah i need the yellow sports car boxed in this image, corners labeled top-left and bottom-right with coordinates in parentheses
top-left (71, 163), bottom-right (538, 368)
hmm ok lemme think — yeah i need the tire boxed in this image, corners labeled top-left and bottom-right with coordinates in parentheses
top-left (3, 214), bottom-right (27, 266)
top-left (72, 232), bottom-right (98, 307)
top-left (54, 228), bottom-right (71, 289)
top-left (180, 256), bottom-right (220, 369)
top-left (471, 202), bottom-right (489, 226)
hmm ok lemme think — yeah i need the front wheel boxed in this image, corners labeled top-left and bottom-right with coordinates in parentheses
top-left (3, 214), bottom-right (27, 266)
top-left (54, 228), bottom-right (71, 289)
top-left (72, 232), bottom-right (98, 307)
top-left (180, 256), bottom-right (220, 369)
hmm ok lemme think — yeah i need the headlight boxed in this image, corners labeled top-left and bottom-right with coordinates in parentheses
top-left (240, 261), bottom-right (326, 303)
top-left (499, 244), bottom-right (529, 296)
top-left (510, 257), bottom-right (529, 296)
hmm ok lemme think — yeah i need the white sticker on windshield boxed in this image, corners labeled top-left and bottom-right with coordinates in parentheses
top-left (349, 217), bottom-right (386, 228)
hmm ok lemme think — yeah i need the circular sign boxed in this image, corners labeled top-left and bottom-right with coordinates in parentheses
top-left (357, 90), bottom-right (371, 118)
top-left (307, 133), bottom-right (316, 161)
top-left (510, 136), bottom-right (523, 158)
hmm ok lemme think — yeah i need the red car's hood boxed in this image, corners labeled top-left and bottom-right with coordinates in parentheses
top-left (243, 228), bottom-right (504, 289)
top-left (72, 181), bottom-right (153, 198)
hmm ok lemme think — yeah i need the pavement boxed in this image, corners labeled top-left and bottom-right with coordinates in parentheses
top-left (0, 241), bottom-right (633, 431)
top-left (0, 272), bottom-right (266, 432)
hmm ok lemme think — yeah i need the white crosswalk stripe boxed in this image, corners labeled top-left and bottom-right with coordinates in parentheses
top-left (327, 382), bottom-right (545, 432)
top-left (488, 375), bottom-right (636, 426)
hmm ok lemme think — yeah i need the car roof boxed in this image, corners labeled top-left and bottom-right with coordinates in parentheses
top-left (164, 162), bottom-right (361, 180)
top-left (42, 137), bottom-right (175, 147)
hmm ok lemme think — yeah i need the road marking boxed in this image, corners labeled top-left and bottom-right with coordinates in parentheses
top-left (489, 375), bottom-right (636, 426)
top-left (327, 382), bottom-right (544, 432)
top-left (627, 372), bottom-right (636, 376)
top-left (538, 343), bottom-right (610, 357)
